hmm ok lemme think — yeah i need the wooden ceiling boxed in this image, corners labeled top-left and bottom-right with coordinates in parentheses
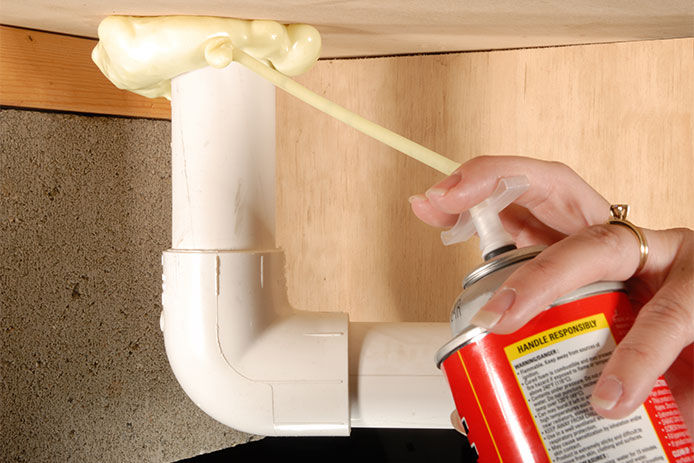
top-left (1, 0), bottom-right (693, 58)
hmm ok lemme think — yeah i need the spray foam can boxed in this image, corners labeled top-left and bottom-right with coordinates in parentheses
top-left (434, 177), bottom-right (693, 462)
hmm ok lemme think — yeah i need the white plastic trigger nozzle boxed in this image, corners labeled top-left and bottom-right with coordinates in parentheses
top-left (440, 176), bottom-right (530, 260)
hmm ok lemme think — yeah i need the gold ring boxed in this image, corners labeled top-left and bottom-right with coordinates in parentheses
top-left (608, 204), bottom-right (649, 274)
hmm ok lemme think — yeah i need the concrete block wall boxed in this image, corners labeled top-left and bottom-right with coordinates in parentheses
top-left (0, 109), bottom-right (254, 462)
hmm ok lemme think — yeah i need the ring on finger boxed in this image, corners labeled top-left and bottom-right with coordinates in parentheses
top-left (608, 204), bottom-right (649, 274)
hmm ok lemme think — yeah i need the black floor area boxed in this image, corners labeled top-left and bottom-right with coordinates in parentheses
top-left (179, 428), bottom-right (479, 462)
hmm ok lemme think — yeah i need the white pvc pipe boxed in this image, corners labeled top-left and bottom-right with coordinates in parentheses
top-left (162, 64), bottom-right (454, 436)
top-left (170, 64), bottom-right (276, 250)
top-left (161, 249), bottom-right (350, 436)
top-left (349, 323), bottom-right (454, 428)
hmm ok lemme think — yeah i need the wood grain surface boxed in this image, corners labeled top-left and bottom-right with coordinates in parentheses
top-left (276, 38), bottom-right (694, 322)
top-left (0, 26), bottom-right (171, 119)
top-left (1, 0), bottom-right (693, 57)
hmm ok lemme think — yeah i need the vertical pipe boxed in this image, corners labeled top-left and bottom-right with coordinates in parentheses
top-left (170, 64), bottom-right (276, 250)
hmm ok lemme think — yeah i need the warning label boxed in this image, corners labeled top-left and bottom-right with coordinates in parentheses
top-left (505, 314), bottom-right (668, 463)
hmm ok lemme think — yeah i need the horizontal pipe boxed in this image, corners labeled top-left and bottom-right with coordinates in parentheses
top-left (349, 322), bottom-right (454, 428)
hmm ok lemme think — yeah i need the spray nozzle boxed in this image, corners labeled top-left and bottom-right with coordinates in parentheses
top-left (441, 176), bottom-right (530, 260)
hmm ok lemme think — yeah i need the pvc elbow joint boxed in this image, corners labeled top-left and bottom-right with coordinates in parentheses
top-left (160, 250), bottom-right (350, 436)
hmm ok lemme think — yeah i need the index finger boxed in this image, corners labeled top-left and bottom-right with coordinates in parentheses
top-left (425, 156), bottom-right (610, 235)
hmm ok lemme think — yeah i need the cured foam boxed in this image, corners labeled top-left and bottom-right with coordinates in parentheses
top-left (92, 16), bottom-right (321, 99)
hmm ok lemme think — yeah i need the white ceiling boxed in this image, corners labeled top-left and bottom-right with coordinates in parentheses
top-left (2, 0), bottom-right (693, 57)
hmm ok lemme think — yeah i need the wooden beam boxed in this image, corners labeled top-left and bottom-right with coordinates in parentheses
top-left (0, 26), bottom-right (171, 119)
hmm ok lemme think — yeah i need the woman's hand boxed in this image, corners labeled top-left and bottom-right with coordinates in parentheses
top-left (410, 156), bottom-right (694, 431)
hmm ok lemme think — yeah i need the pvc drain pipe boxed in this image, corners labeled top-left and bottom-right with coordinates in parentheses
top-left (93, 16), bottom-right (454, 436)
top-left (160, 64), bottom-right (453, 435)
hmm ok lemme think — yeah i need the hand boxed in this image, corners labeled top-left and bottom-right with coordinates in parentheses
top-left (410, 156), bottom-right (694, 431)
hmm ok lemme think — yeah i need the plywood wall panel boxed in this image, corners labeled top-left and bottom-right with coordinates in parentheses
top-left (276, 38), bottom-right (694, 323)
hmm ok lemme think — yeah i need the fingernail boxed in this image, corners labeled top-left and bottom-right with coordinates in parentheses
top-left (470, 288), bottom-right (517, 329)
top-left (408, 194), bottom-right (426, 204)
top-left (425, 172), bottom-right (461, 200)
top-left (425, 188), bottom-right (446, 200)
top-left (591, 375), bottom-right (623, 411)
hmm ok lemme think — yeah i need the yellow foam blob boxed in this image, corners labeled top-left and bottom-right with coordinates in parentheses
top-left (92, 16), bottom-right (321, 99)
top-left (93, 15), bottom-right (459, 174)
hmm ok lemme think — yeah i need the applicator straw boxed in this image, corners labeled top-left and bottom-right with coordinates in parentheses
top-left (233, 49), bottom-right (461, 176)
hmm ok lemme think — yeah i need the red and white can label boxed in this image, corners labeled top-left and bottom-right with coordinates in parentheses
top-left (442, 291), bottom-right (694, 463)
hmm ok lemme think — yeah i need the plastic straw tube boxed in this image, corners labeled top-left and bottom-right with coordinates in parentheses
top-left (233, 49), bottom-right (461, 176)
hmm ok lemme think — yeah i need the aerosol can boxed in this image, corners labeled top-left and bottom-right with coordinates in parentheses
top-left (435, 177), bottom-right (693, 462)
